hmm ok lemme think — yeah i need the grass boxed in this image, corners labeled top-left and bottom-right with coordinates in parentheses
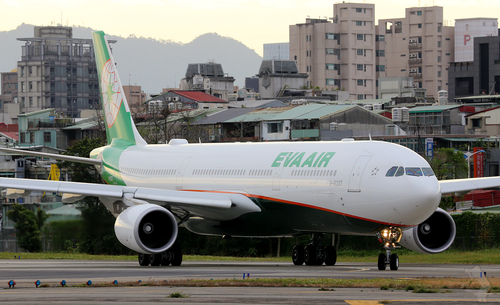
top-left (2, 249), bottom-right (500, 264)
top-left (168, 292), bottom-right (189, 298)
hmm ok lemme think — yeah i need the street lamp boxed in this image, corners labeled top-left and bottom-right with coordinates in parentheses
top-left (465, 150), bottom-right (485, 178)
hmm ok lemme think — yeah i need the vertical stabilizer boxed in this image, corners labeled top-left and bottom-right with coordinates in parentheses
top-left (92, 31), bottom-right (146, 146)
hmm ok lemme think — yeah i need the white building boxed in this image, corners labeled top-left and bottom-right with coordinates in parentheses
top-left (454, 18), bottom-right (498, 62)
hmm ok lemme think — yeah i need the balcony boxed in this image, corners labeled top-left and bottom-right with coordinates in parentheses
top-left (408, 43), bottom-right (422, 50)
top-left (409, 72), bottom-right (422, 79)
top-left (409, 58), bottom-right (422, 65)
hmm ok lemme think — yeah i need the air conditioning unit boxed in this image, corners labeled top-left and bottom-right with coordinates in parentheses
top-left (409, 53), bottom-right (417, 58)
top-left (409, 39), bottom-right (417, 43)
top-left (409, 68), bottom-right (417, 73)
top-left (166, 97), bottom-right (172, 102)
top-left (413, 83), bottom-right (419, 88)
top-left (173, 97), bottom-right (180, 102)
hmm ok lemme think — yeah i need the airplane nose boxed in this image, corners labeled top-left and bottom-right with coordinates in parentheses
top-left (408, 179), bottom-right (441, 225)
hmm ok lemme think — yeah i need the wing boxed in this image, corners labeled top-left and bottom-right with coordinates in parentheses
top-left (0, 178), bottom-right (260, 220)
top-left (439, 177), bottom-right (500, 194)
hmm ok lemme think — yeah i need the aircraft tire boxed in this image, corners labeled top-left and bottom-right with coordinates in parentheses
top-left (138, 253), bottom-right (150, 266)
top-left (378, 253), bottom-right (386, 270)
top-left (292, 245), bottom-right (304, 265)
top-left (304, 245), bottom-right (317, 266)
top-left (390, 253), bottom-right (399, 271)
top-left (150, 253), bottom-right (162, 266)
top-left (170, 245), bottom-right (183, 266)
top-left (324, 245), bottom-right (337, 266)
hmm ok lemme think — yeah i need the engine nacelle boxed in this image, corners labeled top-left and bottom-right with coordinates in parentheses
top-left (114, 204), bottom-right (178, 254)
top-left (399, 208), bottom-right (456, 254)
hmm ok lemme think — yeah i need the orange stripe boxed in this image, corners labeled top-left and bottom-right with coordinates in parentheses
top-left (181, 189), bottom-right (415, 227)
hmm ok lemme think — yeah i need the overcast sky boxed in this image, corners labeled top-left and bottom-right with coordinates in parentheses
top-left (1, 0), bottom-right (498, 55)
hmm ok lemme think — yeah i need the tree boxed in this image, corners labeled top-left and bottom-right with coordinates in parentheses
top-left (7, 204), bottom-right (47, 252)
top-left (428, 148), bottom-right (468, 180)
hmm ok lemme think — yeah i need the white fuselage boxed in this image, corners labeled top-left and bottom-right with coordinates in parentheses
top-left (115, 140), bottom-right (441, 235)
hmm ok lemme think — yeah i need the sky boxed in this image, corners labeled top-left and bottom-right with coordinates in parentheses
top-left (1, 0), bottom-right (499, 56)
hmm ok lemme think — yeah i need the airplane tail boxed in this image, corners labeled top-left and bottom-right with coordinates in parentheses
top-left (92, 31), bottom-right (146, 146)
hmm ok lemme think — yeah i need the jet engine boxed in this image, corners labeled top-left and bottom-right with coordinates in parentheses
top-left (399, 208), bottom-right (456, 254)
top-left (114, 204), bottom-right (178, 254)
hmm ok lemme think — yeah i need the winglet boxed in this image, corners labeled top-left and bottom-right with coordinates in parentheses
top-left (92, 31), bottom-right (146, 146)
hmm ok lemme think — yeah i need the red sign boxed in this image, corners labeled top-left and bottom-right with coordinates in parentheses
top-left (464, 35), bottom-right (471, 45)
top-left (473, 147), bottom-right (484, 178)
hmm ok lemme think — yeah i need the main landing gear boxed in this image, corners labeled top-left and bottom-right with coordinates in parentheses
top-left (138, 243), bottom-right (182, 267)
top-left (376, 227), bottom-right (402, 271)
top-left (292, 233), bottom-right (337, 266)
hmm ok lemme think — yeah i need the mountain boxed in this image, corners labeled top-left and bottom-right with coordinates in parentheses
top-left (0, 24), bottom-right (263, 93)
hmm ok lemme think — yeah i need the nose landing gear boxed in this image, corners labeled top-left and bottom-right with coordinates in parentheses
top-left (376, 227), bottom-right (402, 271)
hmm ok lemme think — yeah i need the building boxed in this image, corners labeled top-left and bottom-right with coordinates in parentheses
top-left (454, 18), bottom-right (498, 62)
top-left (16, 26), bottom-right (105, 118)
top-left (448, 35), bottom-right (500, 102)
top-left (263, 43), bottom-right (290, 60)
top-left (465, 106), bottom-right (500, 136)
top-left (147, 90), bottom-right (228, 114)
top-left (180, 63), bottom-right (235, 101)
top-left (289, 2), bottom-right (376, 100)
top-left (1, 70), bottom-right (18, 103)
top-left (122, 85), bottom-right (147, 107)
top-left (376, 6), bottom-right (455, 99)
top-left (378, 77), bottom-right (427, 100)
top-left (407, 105), bottom-right (466, 135)
top-left (257, 60), bottom-right (308, 99)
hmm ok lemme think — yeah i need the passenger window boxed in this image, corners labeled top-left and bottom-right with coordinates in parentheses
top-left (422, 167), bottom-right (435, 176)
top-left (406, 167), bottom-right (423, 176)
top-left (385, 166), bottom-right (398, 177)
top-left (395, 166), bottom-right (405, 177)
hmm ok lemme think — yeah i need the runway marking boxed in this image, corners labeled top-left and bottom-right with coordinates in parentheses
top-left (345, 301), bottom-right (380, 305)
top-left (347, 300), bottom-right (500, 303)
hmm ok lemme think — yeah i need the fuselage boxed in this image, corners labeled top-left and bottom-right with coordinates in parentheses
top-left (94, 140), bottom-right (441, 237)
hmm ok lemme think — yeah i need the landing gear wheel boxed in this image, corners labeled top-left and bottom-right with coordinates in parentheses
top-left (150, 253), bottom-right (162, 266)
top-left (138, 253), bottom-right (150, 266)
top-left (292, 245), bottom-right (304, 265)
top-left (170, 245), bottom-right (183, 266)
top-left (390, 253), bottom-right (399, 271)
top-left (378, 253), bottom-right (386, 270)
top-left (304, 244), bottom-right (318, 266)
top-left (324, 245), bottom-right (337, 266)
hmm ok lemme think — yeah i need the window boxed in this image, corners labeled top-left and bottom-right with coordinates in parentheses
top-left (406, 167), bottom-right (423, 177)
top-left (422, 168), bottom-right (435, 177)
top-left (386, 166), bottom-right (398, 177)
top-left (326, 33), bottom-right (339, 40)
top-left (326, 64), bottom-right (340, 70)
top-left (43, 132), bottom-right (51, 143)
top-left (438, 41), bottom-right (441, 47)
top-left (376, 50), bottom-right (385, 57)
top-left (326, 48), bottom-right (334, 54)
top-left (395, 167), bottom-right (405, 177)
top-left (445, 53), bottom-right (450, 56)
top-left (357, 34), bottom-right (364, 40)
top-left (376, 35), bottom-right (385, 42)
top-left (357, 49), bottom-right (363, 55)
top-left (357, 79), bottom-right (363, 86)
top-left (326, 79), bottom-right (341, 87)
top-left (267, 122), bottom-right (283, 133)
top-left (357, 94), bottom-right (364, 100)
top-left (20, 133), bottom-right (25, 143)
top-left (356, 21), bottom-right (363, 26)
top-left (446, 38), bottom-right (450, 41)
top-left (437, 56), bottom-right (441, 62)
top-left (418, 24), bottom-right (422, 28)
top-left (356, 8), bottom-right (362, 13)
top-left (417, 11), bottom-right (422, 16)
top-left (30, 132), bottom-right (35, 143)
top-left (376, 65), bottom-right (385, 72)
top-left (357, 64), bottom-right (363, 71)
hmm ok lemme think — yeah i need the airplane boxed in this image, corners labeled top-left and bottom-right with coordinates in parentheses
top-left (1, 31), bottom-right (500, 270)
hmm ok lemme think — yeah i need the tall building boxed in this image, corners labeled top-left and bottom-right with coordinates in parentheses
top-left (376, 6), bottom-right (455, 99)
top-left (289, 2), bottom-right (376, 100)
top-left (454, 18), bottom-right (498, 62)
top-left (16, 26), bottom-right (106, 118)
top-left (263, 43), bottom-right (290, 60)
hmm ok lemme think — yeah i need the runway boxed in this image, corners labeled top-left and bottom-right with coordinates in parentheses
top-left (1, 259), bottom-right (500, 304)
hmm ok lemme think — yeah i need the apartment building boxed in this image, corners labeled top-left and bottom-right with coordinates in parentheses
top-left (289, 2), bottom-right (376, 100)
top-left (16, 26), bottom-right (102, 118)
top-left (376, 6), bottom-right (455, 99)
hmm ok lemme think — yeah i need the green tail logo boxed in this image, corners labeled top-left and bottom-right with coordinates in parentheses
top-left (92, 31), bottom-right (146, 146)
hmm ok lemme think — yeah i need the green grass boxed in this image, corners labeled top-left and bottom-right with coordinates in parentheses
top-left (1, 248), bottom-right (500, 265)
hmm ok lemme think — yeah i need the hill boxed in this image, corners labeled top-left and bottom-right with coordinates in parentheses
top-left (0, 24), bottom-right (263, 93)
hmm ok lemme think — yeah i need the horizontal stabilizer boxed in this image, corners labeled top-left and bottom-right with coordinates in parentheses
top-left (0, 147), bottom-right (101, 166)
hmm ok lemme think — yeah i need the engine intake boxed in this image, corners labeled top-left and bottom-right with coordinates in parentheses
top-left (114, 204), bottom-right (178, 254)
top-left (399, 208), bottom-right (456, 254)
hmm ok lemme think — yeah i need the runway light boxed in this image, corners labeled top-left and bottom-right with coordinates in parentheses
top-left (113, 280), bottom-right (118, 285)
top-left (60, 280), bottom-right (66, 287)
top-left (8, 280), bottom-right (16, 288)
top-left (35, 280), bottom-right (41, 288)
top-left (86, 280), bottom-right (92, 286)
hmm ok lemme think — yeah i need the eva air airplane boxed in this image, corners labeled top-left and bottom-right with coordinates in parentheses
top-left (1, 31), bottom-right (500, 270)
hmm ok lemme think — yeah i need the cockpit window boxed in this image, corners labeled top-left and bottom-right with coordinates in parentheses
top-left (422, 167), bottom-right (435, 177)
top-left (406, 167), bottom-right (423, 176)
top-left (395, 166), bottom-right (405, 177)
top-left (385, 166), bottom-right (398, 177)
